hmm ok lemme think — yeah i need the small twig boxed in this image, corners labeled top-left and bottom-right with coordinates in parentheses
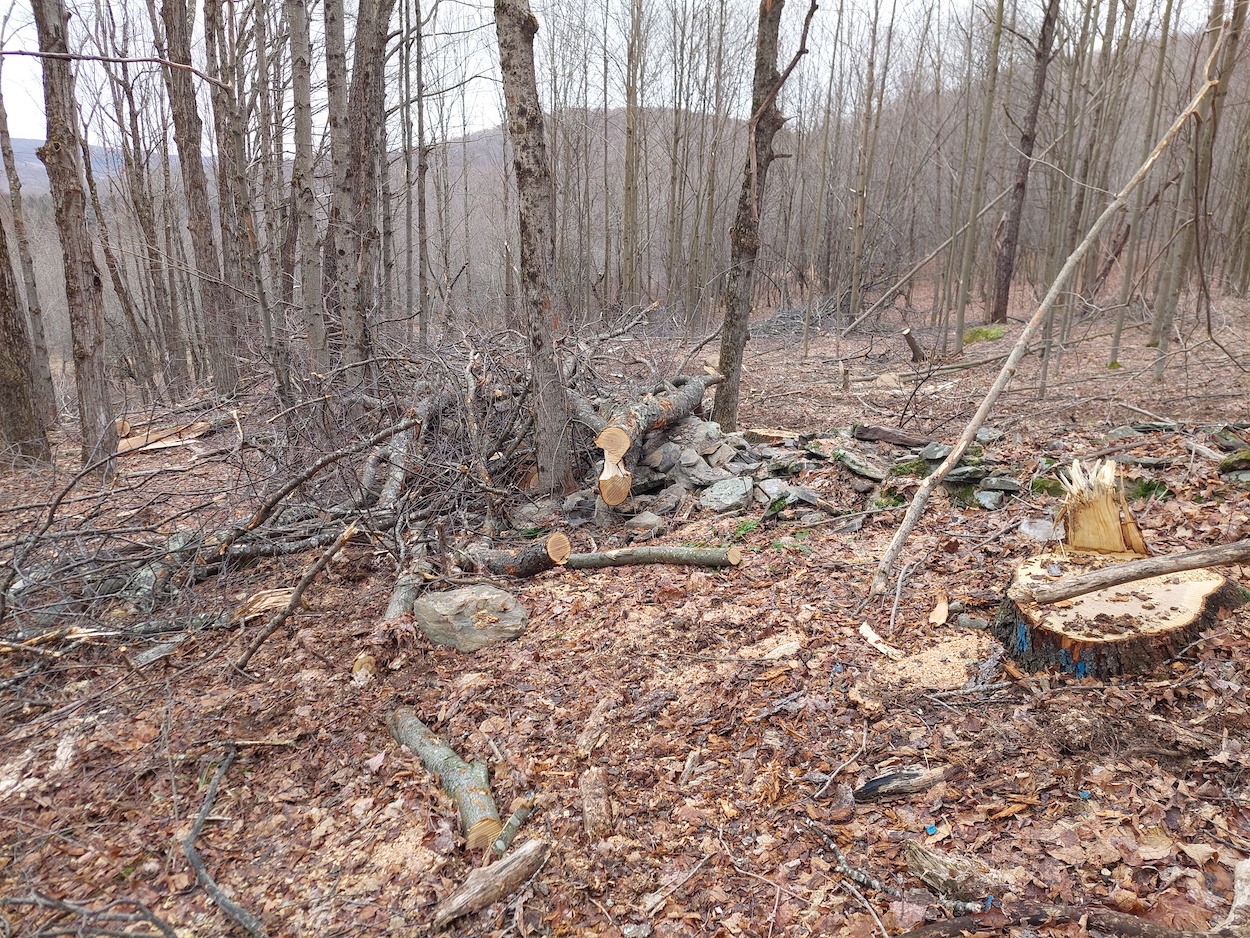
top-left (0, 891), bottom-right (176, 937)
top-left (235, 524), bottom-right (356, 672)
top-left (182, 746), bottom-right (268, 938)
top-left (814, 721), bottom-right (869, 798)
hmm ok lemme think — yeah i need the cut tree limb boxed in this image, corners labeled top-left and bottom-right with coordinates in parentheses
top-left (592, 374), bottom-right (724, 506)
top-left (387, 707), bottom-right (502, 852)
top-left (868, 71), bottom-right (1224, 599)
top-left (1011, 537), bottom-right (1250, 605)
top-left (463, 533), bottom-right (571, 577)
top-left (461, 541), bottom-right (742, 577)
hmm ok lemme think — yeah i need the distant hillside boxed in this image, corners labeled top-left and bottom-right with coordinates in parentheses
top-left (0, 137), bottom-right (116, 193)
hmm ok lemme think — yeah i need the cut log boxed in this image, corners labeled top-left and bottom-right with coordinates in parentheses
top-left (566, 544), bottom-right (742, 571)
top-left (460, 540), bottom-right (742, 578)
top-left (433, 839), bottom-right (550, 928)
top-left (387, 707), bottom-right (503, 853)
top-left (996, 460), bottom-right (1245, 676)
top-left (462, 533), bottom-right (571, 578)
top-left (591, 374), bottom-right (724, 506)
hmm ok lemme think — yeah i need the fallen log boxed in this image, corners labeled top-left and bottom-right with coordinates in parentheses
top-left (460, 540), bottom-right (742, 578)
top-left (433, 839), bottom-right (550, 928)
top-left (387, 707), bottom-right (502, 852)
top-left (590, 374), bottom-right (724, 506)
top-left (462, 533), bottom-right (571, 577)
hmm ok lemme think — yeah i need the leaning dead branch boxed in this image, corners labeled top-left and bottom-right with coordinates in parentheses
top-left (235, 524), bottom-right (357, 672)
top-left (1011, 537), bottom-right (1250, 606)
top-left (867, 66), bottom-right (1226, 599)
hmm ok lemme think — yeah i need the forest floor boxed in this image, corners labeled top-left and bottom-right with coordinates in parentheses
top-left (2, 302), bottom-right (1249, 937)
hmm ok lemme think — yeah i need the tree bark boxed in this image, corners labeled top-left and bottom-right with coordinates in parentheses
top-left (711, 0), bottom-right (817, 430)
top-left (495, 0), bottom-right (576, 492)
top-left (159, 0), bottom-right (239, 396)
top-left (0, 206), bottom-right (50, 462)
top-left (31, 0), bottom-right (116, 474)
top-left (988, 0), bottom-right (1059, 324)
top-left (0, 58), bottom-right (56, 426)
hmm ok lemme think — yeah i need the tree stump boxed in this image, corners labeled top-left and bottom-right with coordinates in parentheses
top-left (994, 459), bottom-right (1244, 677)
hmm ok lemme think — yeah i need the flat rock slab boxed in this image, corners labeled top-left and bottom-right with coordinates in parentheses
top-left (412, 585), bottom-right (529, 652)
top-left (700, 477), bottom-right (754, 512)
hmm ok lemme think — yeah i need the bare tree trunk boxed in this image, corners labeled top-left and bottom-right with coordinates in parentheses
top-left (711, 0), bottom-right (818, 431)
top-left (158, 0), bottom-right (239, 396)
top-left (286, 0), bottom-right (326, 371)
top-left (31, 0), bottom-right (116, 474)
top-left (0, 50), bottom-right (56, 427)
top-left (0, 214), bottom-right (49, 462)
top-left (494, 0), bottom-right (576, 493)
top-left (989, 0), bottom-right (1059, 324)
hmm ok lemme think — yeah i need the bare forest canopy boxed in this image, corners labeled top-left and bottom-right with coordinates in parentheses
top-left (0, 0), bottom-right (1246, 407)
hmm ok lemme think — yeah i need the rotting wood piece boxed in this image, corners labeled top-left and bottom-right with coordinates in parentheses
top-left (851, 424), bottom-right (932, 448)
top-left (387, 707), bottom-right (502, 852)
top-left (433, 839), bottom-right (550, 928)
top-left (591, 374), bottom-right (724, 506)
top-left (462, 532), bottom-right (571, 578)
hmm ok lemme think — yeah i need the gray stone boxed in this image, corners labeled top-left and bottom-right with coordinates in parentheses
top-left (699, 477), bottom-right (755, 512)
top-left (677, 456), bottom-right (732, 487)
top-left (835, 447), bottom-right (889, 481)
top-left (679, 446), bottom-right (702, 467)
top-left (918, 442), bottom-right (953, 460)
top-left (757, 478), bottom-right (793, 500)
top-left (706, 440), bottom-right (739, 468)
top-left (979, 475), bottom-right (1022, 493)
top-left (1224, 470), bottom-right (1250, 482)
top-left (412, 586), bottom-right (528, 652)
top-left (1105, 425), bottom-right (1142, 441)
top-left (1019, 518), bottom-right (1061, 541)
top-left (693, 421), bottom-right (724, 455)
top-left (975, 427), bottom-right (1003, 443)
top-left (644, 441), bottom-right (681, 473)
top-left (625, 511), bottom-right (666, 538)
top-left (954, 613), bottom-right (988, 630)
top-left (946, 464), bottom-right (988, 483)
top-left (650, 483), bottom-right (688, 515)
top-left (974, 490), bottom-right (1004, 510)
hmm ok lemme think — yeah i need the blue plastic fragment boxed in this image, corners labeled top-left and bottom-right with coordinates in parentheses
top-left (1079, 790), bottom-right (1091, 799)
top-left (984, 896), bottom-right (994, 911)
top-left (925, 824), bottom-right (937, 835)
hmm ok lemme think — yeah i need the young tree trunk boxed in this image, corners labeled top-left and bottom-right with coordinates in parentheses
top-left (988, 0), bottom-right (1059, 324)
top-left (286, 0), bottom-right (327, 371)
top-left (0, 60), bottom-right (56, 427)
top-left (158, 0), bottom-right (239, 396)
top-left (494, 0), bottom-right (576, 493)
top-left (711, 0), bottom-right (817, 430)
top-left (31, 0), bottom-right (116, 474)
top-left (0, 213), bottom-right (50, 462)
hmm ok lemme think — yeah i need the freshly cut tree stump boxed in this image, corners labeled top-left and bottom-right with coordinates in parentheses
top-left (997, 550), bottom-right (1236, 677)
top-left (995, 459), bottom-right (1244, 677)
